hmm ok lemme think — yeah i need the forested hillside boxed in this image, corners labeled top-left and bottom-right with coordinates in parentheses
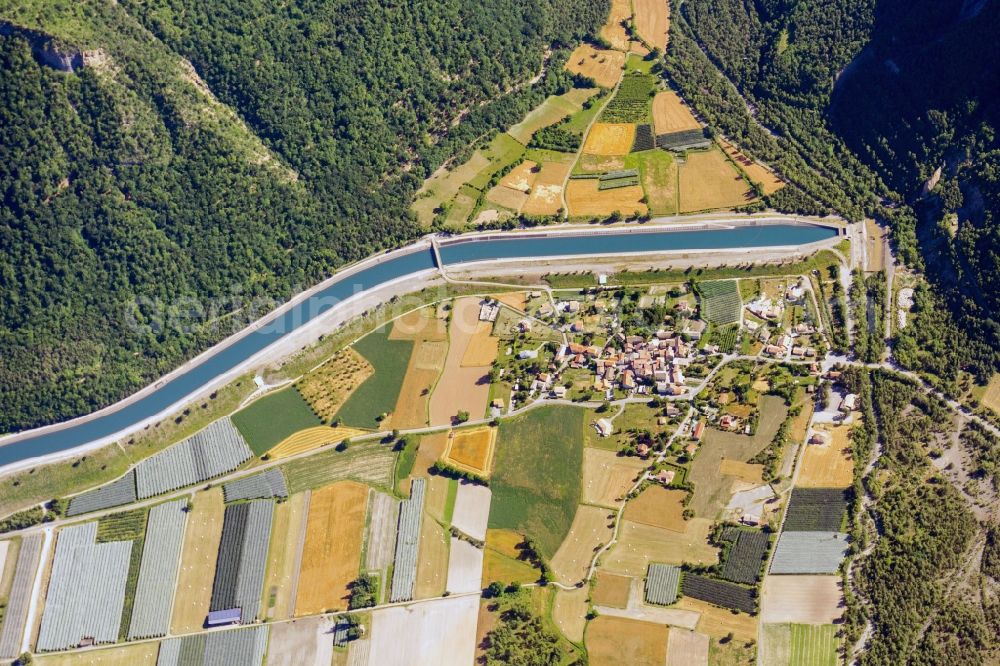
top-left (0, 0), bottom-right (606, 432)
top-left (668, 0), bottom-right (1000, 386)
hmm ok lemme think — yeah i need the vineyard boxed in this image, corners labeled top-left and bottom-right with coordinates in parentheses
top-left (708, 324), bottom-right (740, 353)
top-left (631, 124), bottom-right (655, 152)
top-left (128, 500), bottom-right (188, 640)
top-left (719, 527), bottom-right (769, 584)
top-left (681, 573), bottom-right (756, 614)
top-left (135, 417), bottom-right (253, 498)
top-left (697, 280), bottom-right (742, 325)
top-left (656, 128), bottom-right (711, 151)
top-left (223, 469), bottom-right (289, 502)
top-left (601, 72), bottom-right (656, 123)
top-left (0, 534), bottom-right (42, 659)
top-left (209, 500), bottom-right (274, 622)
top-left (770, 531), bottom-right (849, 575)
top-left (645, 563), bottom-right (681, 605)
top-left (390, 478), bottom-right (426, 603)
top-left (782, 488), bottom-right (848, 531)
top-left (67, 470), bottom-right (137, 516)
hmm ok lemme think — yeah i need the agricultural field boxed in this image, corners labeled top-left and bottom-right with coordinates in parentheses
top-left (798, 424), bottom-right (854, 488)
top-left (586, 616), bottom-right (669, 666)
top-left (688, 396), bottom-right (787, 519)
top-left (644, 563), bottom-right (681, 606)
top-left (565, 44), bottom-right (626, 88)
top-left (603, 518), bottom-right (718, 575)
top-left (522, 160), bottom-right (572, 216)
top-left (281, 441), bottom-right (395, 493)
top-left (266, 425), bottom-right (369, 460)
top-left (718, 138), bottom-right (784, 195)
top-left (66, 471), bottom-right (137, 517)
top-left (552, 586), bottom-right (589, 643)
top-left (566, 178), bottom-right (646, 217)
top-left (581, 448), bottom-right (646, 508)
top-left (262, 491), bottom-right (308, 620)
top-left (451, 483), bottom-right (492, 542)
top-left (487, 160), bottom-right (536, 211)
top-left (633, 0), bottom-right (669, 50)
top-left (762, 623), bottom-right (839, 666)
top-left (266, 616), bottom-right (335, 666)
top-left (550, 504), bottom-right (614, 584)
top-left (429, 298), bottom-right (492, 426)
top-left (575, 154), bottom-right (626, 173)
top-left (667, 628), bottom-right (710, 666)
top-left (718, 459), bottom-right (764, 484)
top-left (461, 321), bottom-right (499, 367)
top-left (445, 538), bottom-right (482, 594)
top-left (414, 514), bottom-right (450, 599)
top-left (367, 595), bottom-right (478, 666)
top-left (681, 573), bottom-right (756, 614)
top-left (697, 280), bottom-right (742, 325)
top-left (391, 479), bottom-right (426, 602)
top-left (232, 389), bottom-right (321, 456)
top-left (674, 596), bottom-right (759, 643)
top-left (335, 325), bottom-right (414, 428)
top-left (482, 529), bottom-right (540, 585)
top-left (624, 486), bottom-right (688, 531)
top-left (600, 0), bottom-right (633, 50)
top-left (390, 307), bottom-right (448, 342)
top-left (582, 123), bottom-right (636, 155)
top-left (0, 535), bottom-right (41, 660)
top-left (634, 149), bottom-right (677, 215)
top-left (209, 500), bottom-right (273, 622)
top-left (171, 487), bottom-right (224, 634)
top-left (593, 571), bottom-right (633, 608)
top-left (365, 491), bottom-right (400, 581)
top-left (128, 500), bottom-right (188, 640)
top-left (507, 88), bottom-right (597, 145)
top-left (35, 643), bottom-right (160, 665)
top-left (761, 575), bottom-right (844, 624)
top-left (770, 532), bottom-right (849, 574)
top-left (678, 148), bottom-right (756, 213)
top-left (652, 90), bottom-right (701, 135)
top-left (294, 348), bottom-right (373, 423)
top-left (488, 405), bottom-right (585, 558)
top-left (782, 488), bottom-right (848, 531)
top-left (393, 338), bottom-right (449, 429)
top-left (412, 152), bottom-right (491, 226)
top-left (222, 469), bottom-right (288, 503)
top-left (601, 74), bottom-right (656, 124)
top-left (295, 481), bottom-right (368, 614)
top-left (719, 527), bottom-right (769, 584)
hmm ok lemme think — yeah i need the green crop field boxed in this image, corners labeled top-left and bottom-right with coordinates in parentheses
top-left (96, 507), bottom-right (149, 640)
top-left (697, 279), bottom-right (742, 325)
top-left (487, 405), bottom-right (585, 558)
top-left (335, 325), bottom-right (414, 428)
top-left (467, 133), bottom-right (526, 190)
top-left (790, 624), bottom-right (838, 666)
top-left (232, 386), bottom-right (322, 455)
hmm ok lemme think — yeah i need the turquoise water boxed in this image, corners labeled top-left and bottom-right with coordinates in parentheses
top-left (0, 224), bottom-right (836, 466)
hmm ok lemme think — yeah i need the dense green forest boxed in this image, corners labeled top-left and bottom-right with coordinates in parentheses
top-left (0, 0), bottom-right (607, 432)
top-left (668, 0), bottom-right (1000, 386)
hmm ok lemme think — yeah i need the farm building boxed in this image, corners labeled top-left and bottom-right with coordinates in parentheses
top-left (594, 419), bottom-right (614, 437)
top-left (692, 420), bottom-right (705, 440)
top-left (207, 608), bottom-right (243, 627)
top-left (840, 394), bottom-right (859, 412)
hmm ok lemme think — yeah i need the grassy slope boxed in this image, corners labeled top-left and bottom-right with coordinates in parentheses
top-left (232, 387), bottom-right (322, 456)
top-left (335, 326), bottom-right (414, 428)
top-left (487, 405), bottom-right (585, 558)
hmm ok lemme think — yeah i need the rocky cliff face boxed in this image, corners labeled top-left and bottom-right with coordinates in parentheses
top-left (0, 22), bottom-right (82, 72)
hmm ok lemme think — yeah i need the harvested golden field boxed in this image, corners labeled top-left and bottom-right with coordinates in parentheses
top-left (652, 90), bottom-right (701, 135)
top-left (486, 183), bottom-right (529, 212)
top-left (263, 491), bottom-right (308, 620)
top-left (623, 486), bottom-right (688, 531)
top-left (553, 586), bottom-right (589, 643)
top-left (36, 643), bottom-right (159, 666)
top-left (601, 0), bottom-right (633, 50)
top-left (678, 149), bottom-right (756, 213)
top-left (507, 89), bottom-right (597, 145)
top-left (583, 123), bottom-right (636, 155)
top-left (582, 448), bottom-right (646, 508)
top-left (565, 44), bottom-right (626, 88)
top-left (412, 152), bottom-right (491, 226)
top-left (789, 399), bottom-right (815, 447)
top-left (586, 616), bottom-right (669, 666)
top-left (429, 298), bottom-right (492, 426)
top-left (522, 161), bottom-right (572, 216)
top-left (633, 0), bottom-right (669, 50)
top-left (461, 321), bottom-right (499, 367)
top-left (865, 218), bottom-right (888, 272)
top-left (550, 504), bottom-right (614, 584)
top-left (718, 459), bottom-right (764, 484)
top-left (493, 292), bottom-right (527, 311)
top-left (268, 425), bottom-right (369, 460)
top-left (390, 307), bottom-right (448, 341)
top-left (604, 519), bottom-right (718, 575)
top-left (719, 138), bottom-right (784, 195)
top-left (295, 348), bottom-right (373, 422)
top-left (576, 154), bottom-right (626, 173)
top-left (566, 179), bottom-right (646, 218)
top-left (424, 475), bottom-right (452, 523)
top-left (392, 339), bottom-right (449, 429)
top-left (500, 160), bottom-right (538, 192)
top-left (666, 628), bottom-right (710, 666)
top-left (171, 487), bottom-right (224, 634)
top-left (798, 424), bottom-right (854, 488)
top-left (295, 481), bottom-right (369, 615)
top-left (482, 528), bottom-right (539, 585)
top-left (761, 575), bottom-right (844, 624)
top-left (983, 374), bottom-right (1000, 415)
top-left (675, 597), bottom-right (758, 643)
top-left (414, 514), bottom-right (450, 598)
top-left (592, 571), bottom-right (633, 608)
top-left (446, 427), bottom-right (497, 476)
